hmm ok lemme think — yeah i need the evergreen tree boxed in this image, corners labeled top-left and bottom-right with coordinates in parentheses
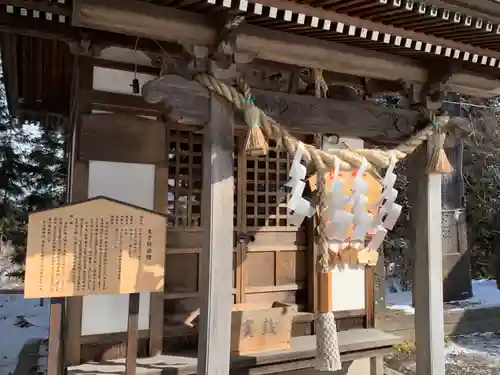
top-left (0, 62), bottom-right (67, 278)
top-left (0, 66), bottom-right (30, 271)
top-left (23, 125), bottom-right (66, 211)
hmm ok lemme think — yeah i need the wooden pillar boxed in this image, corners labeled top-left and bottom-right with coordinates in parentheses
top-left (442, 94), bottom-right (471, 302)
top-left (65, 57), bottom-right (93, 366)
top-left (197, 62), bottom-right (235, 375)
top-left (374, 248), bottom-right (386, 312)
top-left (409, 142), bottom-right (445, 375)
top-left (149, 165), bottom-right (169, 356)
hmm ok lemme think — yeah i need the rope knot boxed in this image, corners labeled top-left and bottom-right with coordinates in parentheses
top-left (238, 77), bottom-right (269, 156)
top-left (243, 101), bottom-right (261, 128)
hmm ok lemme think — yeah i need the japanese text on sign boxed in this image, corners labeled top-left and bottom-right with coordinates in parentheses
top-left (24, 198), bottom-right (166, 299)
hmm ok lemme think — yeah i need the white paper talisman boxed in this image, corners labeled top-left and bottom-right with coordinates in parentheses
top-left (286, 142), bottom-right (315, 226)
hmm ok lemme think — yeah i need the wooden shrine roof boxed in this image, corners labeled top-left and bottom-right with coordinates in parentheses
top-left (3, 1), bottom-right (500, 68)
top-left (1, 33), bottom-right (74, 126)
top-left (283, 0), bottom-right (500, 51)
top-left (3, 0), bottom-right (500, 119)
top-left (0, 2), bottom-right (74, 123)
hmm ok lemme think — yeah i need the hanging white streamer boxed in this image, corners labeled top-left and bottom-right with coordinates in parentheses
top-left (345, 158), bottom-right (374, 243)
top-left (328, 210), bottom-right (354, 241)
top-left (373, 188), bottom-right (398, 226)
top-left (286, 142), bottom-right (314, 226)
top-left (351, 212), bottom-right (374, 243)
top-left (324, 156), bottom-right (354, 240)
top-left (366, 226), bottom-right (388, 251)
top-left (348, 158), bottom-right (369, 205)
top-left (365, 152), bottom-right (402, 252)
top-left (325, 156), bottom-right (348, 217)
top-left (383, 151), bottom-right (398, 188)
top-left (373, 151), bottom-right (402, 231)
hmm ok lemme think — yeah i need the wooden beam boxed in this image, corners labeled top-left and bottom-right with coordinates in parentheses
top-left (72, 0), bottom-right (500, 98)
top-left (89, 53), bottom-right (401, 98)
top-left (197, 63), bottom-right (235, 375)
top-left (142, 75), bottom-right (474, 139)
top-left (90, 90), bottom-right (166, 117)
top-left (408, 142), bottom-right (446, 375)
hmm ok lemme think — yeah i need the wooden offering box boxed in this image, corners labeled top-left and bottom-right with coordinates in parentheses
top-left (231, 303), bottom-right (294, 355)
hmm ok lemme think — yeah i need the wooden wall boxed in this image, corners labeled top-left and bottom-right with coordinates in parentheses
top-left (65, 113), bottom-right (168, 364)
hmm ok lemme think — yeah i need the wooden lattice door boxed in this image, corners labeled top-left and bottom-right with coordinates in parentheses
top-left (164, 129), bottom-right (310, 346)
top-left (164, 129), bottom-right (241, 335)
top-left (236, 136), bottom-right (310, 309)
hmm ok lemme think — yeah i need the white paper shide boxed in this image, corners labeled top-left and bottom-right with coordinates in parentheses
top-left (286, 142), bottom-right (315, 226)
top-left (285, 144), bottom-right (402, 257)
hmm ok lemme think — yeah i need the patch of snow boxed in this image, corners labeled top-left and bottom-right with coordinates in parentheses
top-left (0, 294), bottom-right (49, 375)
top-left (448, 280), bottom-right (500, 311)
top-left (392, 333), bottom-right (500, 375)
top-left (446, 332), bottom-right (500, 361)
top-left (385, 277), bottom-right (414, 314)
top-left (386, 279), bottom-right (500, 315)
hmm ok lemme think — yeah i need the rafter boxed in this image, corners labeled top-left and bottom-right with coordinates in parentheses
top-left (71, 0), bottom-right (500, 98)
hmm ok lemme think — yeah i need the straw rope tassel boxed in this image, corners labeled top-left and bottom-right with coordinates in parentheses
top-left (194, 73), bottom-right (454, 179)
top-left (312, 68), bottom-right (329, 99)
top-left (427, 119), bottom-right (453, 174)
top-left (315, 176), bottom-right (342, 372)
top-left (239, 77), bottom-right (269, 156)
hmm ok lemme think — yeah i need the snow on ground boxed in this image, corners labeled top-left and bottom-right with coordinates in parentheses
top-left (386, 278), bottom-right (500, 315)
top-left (0, 294), bottom-right (49, 375)
top-left (386, 278), bottom-right (500, 374)
top-left (388, 333), bottom-right (500, 375)
top-left (0, 264), bottom-right (49, 375)
top-left (447, 332), bottom-right (500, 362)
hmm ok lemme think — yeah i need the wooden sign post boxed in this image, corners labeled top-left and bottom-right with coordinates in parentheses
top-left (24, 196), bottom-right (167, 375)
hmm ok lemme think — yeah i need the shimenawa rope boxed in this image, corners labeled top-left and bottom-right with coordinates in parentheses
top-left (193, 73), bottom-right (454, 177)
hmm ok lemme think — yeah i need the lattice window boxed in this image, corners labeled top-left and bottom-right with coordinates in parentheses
top-left (245, 139), bottom-right (293, 228)
top-left (167, 130), bottom-right (239, 228)
top-left (167, 130), bottom-right (203, 228)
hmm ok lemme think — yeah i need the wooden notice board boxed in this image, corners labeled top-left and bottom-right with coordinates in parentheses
top-left (24, 196), bottom-right (167, 299)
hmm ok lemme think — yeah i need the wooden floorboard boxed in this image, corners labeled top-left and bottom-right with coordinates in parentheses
top-left (68, 329), bottom-right (401, 375)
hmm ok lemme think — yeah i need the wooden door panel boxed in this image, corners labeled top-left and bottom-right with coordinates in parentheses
top-left (245, 252), bottom-right (275, 287)
top-left (244, 231), bottom-right (308, 306)
top-left (164, 129), bottom-right (240, 336)
top-left (242, 137), bottom-right (310, 309)
top-left (165, 253), bottom-right (199, 294)
top-left (276, 250), bottom-right (307, 286)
